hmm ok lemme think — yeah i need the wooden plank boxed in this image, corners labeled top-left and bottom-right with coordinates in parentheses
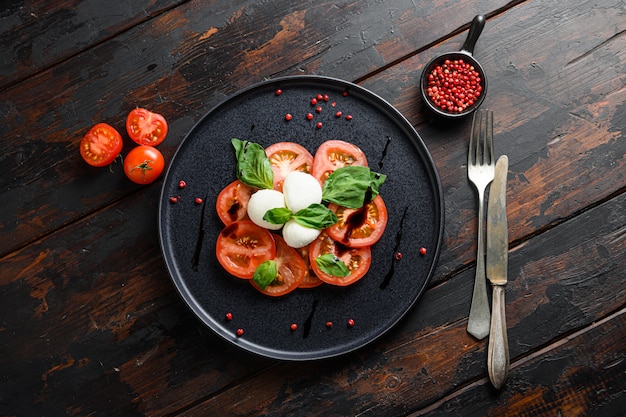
top-left (0, 0), bottom-right (186, 88)
top-left (0, 0), bottom-right (510, 257)
top-left (408, 308), bottom-right (626, 417)
top-left (165, 191), bottom-right (626, 416)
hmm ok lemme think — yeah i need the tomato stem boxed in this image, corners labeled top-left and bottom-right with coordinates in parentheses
top-left (131, 159), bottom-right (154, 180)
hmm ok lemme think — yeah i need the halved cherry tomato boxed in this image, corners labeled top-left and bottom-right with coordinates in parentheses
top-left (296, 245), bottom-right (323, 288)
top-left (79, 123), bottom-right (123, 167)
top-left (265, 142), bottom-right (314, 191)
top-left (251, 236), bottom-right (306, 296)
top-left (326, 195), bottom-right (388, 248)
top-left (309, 233), bottom-right (372, 286)
top-left (311, 140), bottom-right (368, 184)
top-left (216, 221), bottom-right (276, 279)
top-left (126, 108), bottom-right (168, 146)
top-left (123, 145), bottom-right (165, 184)
top-left (216, 180), bottom-right (255, 225)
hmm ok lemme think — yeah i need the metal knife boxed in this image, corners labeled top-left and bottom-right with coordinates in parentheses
top-left (486, 155), bottom-right (510, 389)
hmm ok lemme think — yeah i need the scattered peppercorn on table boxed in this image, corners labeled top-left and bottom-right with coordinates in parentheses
top-left (1, 1), bottom-right (625, 416)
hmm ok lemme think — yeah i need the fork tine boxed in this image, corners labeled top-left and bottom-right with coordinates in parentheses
top-left (487, 110), bottom-right (494, 165)
top-left (469, 110), bottom-right (480, 165)
top-left (478, 111), bottom-right (485, 165)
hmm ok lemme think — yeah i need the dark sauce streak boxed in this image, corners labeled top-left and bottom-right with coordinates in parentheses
top-left (191, 195), bottom-right (209, 271)
top-left (378, 136), bottom-right (392, 170)
top-left (302, 298), bottom-right (319, 339)
top-left (342, 188), bottom-right (374, 243)
top-left (380, 206), bottom-right (408, 289)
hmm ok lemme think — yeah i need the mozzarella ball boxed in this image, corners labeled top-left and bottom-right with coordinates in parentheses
top-left (282, 171), bottom-right (322, 213)
top-left (282, 219), bottom-right (321, 248)
top-left (246, 189), bottom-right (286, 230)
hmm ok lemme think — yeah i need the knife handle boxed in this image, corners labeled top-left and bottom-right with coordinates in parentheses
top-left (488, 285), bottom-right (509, 389)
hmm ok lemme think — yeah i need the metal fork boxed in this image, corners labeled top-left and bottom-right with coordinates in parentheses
top-left (467, 109), bottom-right (495, 340)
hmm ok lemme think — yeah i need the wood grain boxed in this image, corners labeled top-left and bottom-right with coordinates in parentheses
top-left (1, 0), bottom-right (625, 415)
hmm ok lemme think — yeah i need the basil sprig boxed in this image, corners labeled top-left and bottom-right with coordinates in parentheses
top-left (232, 138), bottom-right (274, 190)
top-left (264, 203), bottom-right (338, 229)
top-left (253, 260), bottom-right (277, 289)
top-left (315, 254), bottom-right (350, 277)
top-left (322, 166), bottom-right (386, 208)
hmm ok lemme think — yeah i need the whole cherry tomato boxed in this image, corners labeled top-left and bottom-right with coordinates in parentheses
top-left (123, 145), bottom-right (165, 184)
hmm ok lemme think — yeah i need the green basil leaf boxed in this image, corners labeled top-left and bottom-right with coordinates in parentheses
top-left (231, 138), bottom-right (274, 190)
top-left (263, 207), bottom-right (293, 224)
top-left (292, 203), bottom-right (338, 229)
top-left (314, 253), bottom-right (350, 277)
top-left (322, 165), bottom-right (386, 208)
top-left (252, 260), bottom-right (277, 289)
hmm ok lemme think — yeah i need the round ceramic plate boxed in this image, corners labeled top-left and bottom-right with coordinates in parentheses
top-left (159, 75), bottom-right (443, 360)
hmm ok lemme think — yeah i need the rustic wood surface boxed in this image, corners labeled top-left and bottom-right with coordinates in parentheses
top-left (1, 0), bottom-right (624, 416)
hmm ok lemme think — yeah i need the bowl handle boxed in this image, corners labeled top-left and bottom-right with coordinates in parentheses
top-left (461, 15), bottom-right (486, 55)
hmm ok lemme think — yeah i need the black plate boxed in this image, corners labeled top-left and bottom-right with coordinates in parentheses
top-left (159, 76), bottom-right (444, 360)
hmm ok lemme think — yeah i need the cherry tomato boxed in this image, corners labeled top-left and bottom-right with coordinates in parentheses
top-left (309, 233), bottom-right (372, 286)
top-left (79, 123), bottom-right (123, 167)
top-left (265, 142), bottom-right (314, 191)
top-left (123, 145), bottom-right (165, 184)
top-left (296, 245), bottom-right (323, 288)
top-left (215, 180), bottom-right (254, 225)
top-left (311, 140), bottom-right (368, 184)
top-left (126, 108), bottom-right (168, 146)
top-left (216, 221), bottom-right (276, 279)
top-left (251, 236), bottom-right (306, 296)
top-left (326, 195), bottom-right (388, 248)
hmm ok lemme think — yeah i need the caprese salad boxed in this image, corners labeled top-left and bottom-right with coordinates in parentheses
top-left (215, 138), bottom-right (388, 296)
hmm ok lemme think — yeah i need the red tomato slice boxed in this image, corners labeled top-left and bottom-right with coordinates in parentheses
top-left (126, 108), bottom-right (168, 146)
top-left (326, 195), bottom-right (388, 248)
top-left (216, 180), bottom-right (255, 225)
top-left (251, 236), bottom-right (306, 296)
top-left (123, 145), bottom-right (165, 184)
top-left (265, 142), bottom-right (314, 191)
top-left (311, 140), bottom-right (368, 184)
top-left (216, 221), bottom-right (276, 279)
top-left (79, 123), bottom-right (123, 167)
top-left (296, 245), bottom-right (323, 288)
top-left (309, 233), bottom-right (372, 286)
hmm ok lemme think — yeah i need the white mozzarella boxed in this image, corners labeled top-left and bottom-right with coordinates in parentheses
top-left (282, 171), bottom-right (322, 213)
top-left (246, 189), bottom-right (286, 230)
top-left (282, 219), bottom-right (321, 248)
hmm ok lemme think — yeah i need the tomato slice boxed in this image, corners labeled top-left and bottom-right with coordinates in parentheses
top-left (326, 195), bottom-right (388, 248)
top-left (296, 245), bottom-right (323, 288)
top-left (309, 233), bottom-right (372, 286)
top-left (251, 236), bottom-right (306, 296)
top-left (265, 142), bottom-right (314, 191)
top-left (79, 123), bottom-right (123, 167)
top-left (215, 180), bottom-right (255, 225)
top-left (311, 140), bottom-right (368, 184)
top-left (126, 108), bottom-right (168, 146)
top-left (216, 221), bottom-right (276, 279)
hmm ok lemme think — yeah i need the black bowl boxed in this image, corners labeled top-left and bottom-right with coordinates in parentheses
top-left (420, 15), bottom-right (487, 119)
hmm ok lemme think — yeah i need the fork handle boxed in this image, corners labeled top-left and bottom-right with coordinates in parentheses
top-left (467, 190), bottom-right (491, 340)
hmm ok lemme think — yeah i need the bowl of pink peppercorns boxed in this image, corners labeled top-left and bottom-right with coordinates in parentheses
top-left (420, 15), bottom-right (487, 118)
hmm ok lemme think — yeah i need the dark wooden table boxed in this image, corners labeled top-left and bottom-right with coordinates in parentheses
top-left (2, 1), bottom-right (625, 416)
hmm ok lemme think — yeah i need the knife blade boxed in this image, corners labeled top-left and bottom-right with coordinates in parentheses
top-left (487, 154), bottom-right (509, 390)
